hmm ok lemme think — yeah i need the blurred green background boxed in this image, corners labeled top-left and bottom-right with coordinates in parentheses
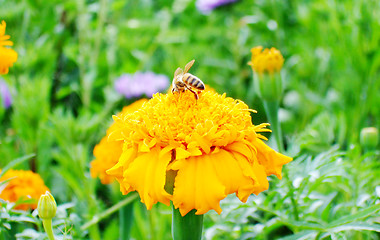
top-left (0, 0), bottom-right (379, 239)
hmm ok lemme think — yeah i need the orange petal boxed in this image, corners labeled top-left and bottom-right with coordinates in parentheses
top-left (138, 140), bottom-right (151, 152)
top-left (187, 147), bottom-right (203, 156)
top-left (106, 145), bottom-right (138, 194)
top-left (123, 146), bottom-right (172, 209)
top-left (175, 147), bottom-right (191, 159)
top-left (0, 47), bottom-right (17, 74)
top-left (0, 40), bottom-right (13, 47)
top-left (173, 155), bottom-right (226, 216)
top-left (252, 139), bottom-right (293, 179)
top-left (227, 149), bottom-right (269, 202)
top-left (210, 149), bottom-right (256, 196)
top-left (224, 141), bottom-right (255, 161)
top-left (108, 115), bottom-right (128, 141)
top-left (250, 160), bottom-right (269, 196)
top-left (106, 145), bottom-right (136, 178)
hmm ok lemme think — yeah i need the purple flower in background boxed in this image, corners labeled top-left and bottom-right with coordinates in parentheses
top-left (115, 71), bottom-right (170, 99)
top-left (196, 0), bottom-right (238, 14)
top-left (0, 78), bottom-right (12, 109)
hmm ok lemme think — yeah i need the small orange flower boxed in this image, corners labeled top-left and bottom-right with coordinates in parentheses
top-left (90, 99), bottom-right (148, 184)
top-left (0, 169), bottom-right (49, 210)
top-left (248, 46), bottom-right (283, 74)
top-left (0, 21), bottom-right (18, 74)
top-left (107, 90), bottom-right (292, 216)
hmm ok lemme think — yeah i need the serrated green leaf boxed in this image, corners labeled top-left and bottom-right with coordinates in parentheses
top-left (9, 215), bottom-right (37, 224)
top-left (321, 192), bottom-right (338, 222)
top-left (280, 219), bottom-right (325, 231)
top-left (328, 222), bottom-right (380, 233)
top-left (330, 232), bottom-right (347, 240)
top-left (328, 204), bottom-right (380, 227)
top-left (277, 230), bottom-right (317, 240)
top-left (319, 222), bottom-right (380, 239)
top-left (3, 223), bottom-right (11, 230)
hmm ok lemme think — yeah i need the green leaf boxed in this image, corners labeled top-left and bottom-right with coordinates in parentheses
top-left (0, 154), bottom-right (35, 178)
top-left (321, 192), bottom-right (338, 222)
top-left (277, 230), bottom-right (317, 240)
top-left (328, 204), bottom-right (380, 227)
top-left (81, 193), bottom-right (138, 231)
top-left (9, 215), bottom-right (37, 224)
top-left (328, 222), bottom-right (380, 233)
top-left (280, 220), bottom-right (325, 231)
top-left (319, 222), bottom-right (380, 238)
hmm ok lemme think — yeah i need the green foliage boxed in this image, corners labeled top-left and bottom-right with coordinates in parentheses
top-left (204, 146), bottom-right (380, 240)
top-left (0, 0), bottom-right (379, 239)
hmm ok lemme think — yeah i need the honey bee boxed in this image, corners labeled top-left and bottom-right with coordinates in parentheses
top-left (172, 60), bottom-right (205, 100)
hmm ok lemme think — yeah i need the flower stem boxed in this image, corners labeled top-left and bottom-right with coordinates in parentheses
top-left (263, 100), bottom-right (299, 221)
top-left (172, 206), bottom-right (203, 240)
top-left (263, 100), bottom-right (283, 152)
top-left (119, 202), bottom-right (134, 240)
top-left (42, 219), bottom-right (55, 240)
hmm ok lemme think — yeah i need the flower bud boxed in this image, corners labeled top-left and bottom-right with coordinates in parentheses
top-left (360, 127), bottom-right (379, 150)
top-left (248, 46), bottom-right (284, 102)
top-left (248, 46), bottom-right (284, 74)
top-left (37, 191), bottom-right (57, 220)
top-left (253, 72), bottom-right (283, 101)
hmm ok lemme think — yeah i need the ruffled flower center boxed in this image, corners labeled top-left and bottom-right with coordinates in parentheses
top-left (110, 90), bottom-right (270, 154)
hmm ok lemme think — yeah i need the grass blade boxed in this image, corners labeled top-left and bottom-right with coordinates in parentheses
top-left (0, 154), bottom-right (36, 178)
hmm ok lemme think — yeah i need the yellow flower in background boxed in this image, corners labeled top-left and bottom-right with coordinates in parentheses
top-left (0, 21), bottom-right (18, 74)
top-left (90, 99), bottom-right (148, 184)
top-left (107, 90), bottom-right (292, 216)
top-left (0, 169), bottom-right (49, 210)
top-left (248, 46), bottom-right (284, 74)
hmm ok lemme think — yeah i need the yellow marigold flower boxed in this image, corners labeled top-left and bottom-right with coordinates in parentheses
top-left (107, 90), bottom-right (292, 216)
top-left (0, 21), bottom-right (18, 74)
top-left (248, 46), bottom-right (284, 74)
top-left (90, 99), bottom-right (148, 184)
top-left (0, 169), bottom-right (49, 210)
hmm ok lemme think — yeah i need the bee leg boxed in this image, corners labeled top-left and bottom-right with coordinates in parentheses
top-left (172, 86), bottom-right (180, 94)
top-left (185, 86), bottom-right (199, 100)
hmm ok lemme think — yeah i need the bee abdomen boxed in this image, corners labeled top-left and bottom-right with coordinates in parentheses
top-left (184, 74), bottom-right (205, 90)
top-left (195, 81), bottom-right (205, 90)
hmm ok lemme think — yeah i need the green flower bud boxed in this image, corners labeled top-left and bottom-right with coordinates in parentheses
top-left (360, 127), bottom-right (379, 150)
top-left (253, 71), bottom-right (283, 102)
top-left (37, 191), bottom-right (57, 220)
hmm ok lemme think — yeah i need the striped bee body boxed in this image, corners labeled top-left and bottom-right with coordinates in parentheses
top-left (183, 73), bottom-right (205, 91)
top-left (171, 60), bottom-right (205, 100)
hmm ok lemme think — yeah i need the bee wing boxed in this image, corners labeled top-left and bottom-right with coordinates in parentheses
top-left (174, 67), bottom-right (183, 78)
top-left (184, 59), bottom-right (195, 73)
